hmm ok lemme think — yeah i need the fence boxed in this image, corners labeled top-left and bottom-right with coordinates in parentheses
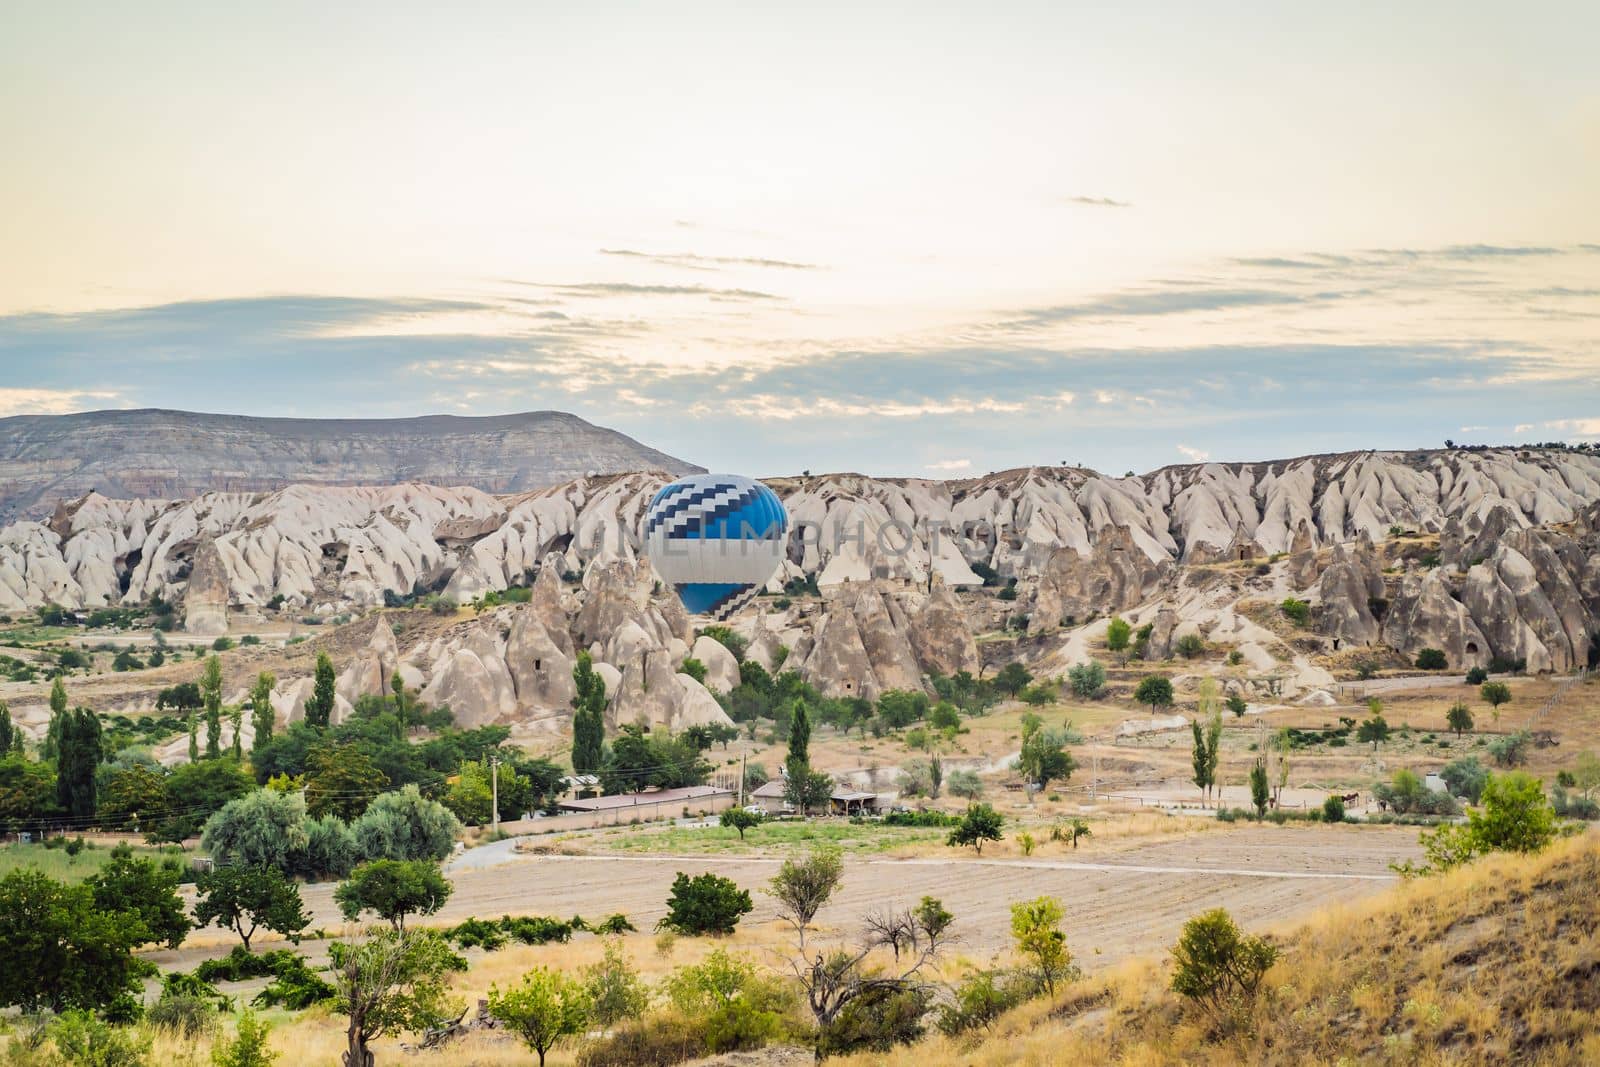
top-left (491, 790), bottom-right (738, 837)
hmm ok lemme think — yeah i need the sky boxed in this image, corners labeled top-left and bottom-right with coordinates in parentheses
top-left (2, 1), bottom-right (1598, 477)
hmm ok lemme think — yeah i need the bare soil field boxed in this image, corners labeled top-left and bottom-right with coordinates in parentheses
top-left (154, 823), bottom-right (1421, 976)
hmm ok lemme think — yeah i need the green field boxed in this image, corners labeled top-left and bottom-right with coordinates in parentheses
top-left (596, 819), bottom-right (946, 856)
top-left (0, 841), bottom-right (190, 884)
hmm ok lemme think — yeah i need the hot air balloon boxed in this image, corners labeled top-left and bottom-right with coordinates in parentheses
top-left (643, 473), bottom-right (788, 619)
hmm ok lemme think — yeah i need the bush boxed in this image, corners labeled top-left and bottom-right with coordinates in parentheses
top-left (1170, 909), bottom-right (1278, 1029)
top-left (211, 1009), bottom-right (277, 1067)
top-left (658, 873), bottom-right (753, 936)
top-left (820, 985), bottom-right (930, 1056)
top-left (577, 1011), bottom-right (706, 1067)
top-left (879, 810), bottom-right (960, 828)
top-left (1414, 648), bottom-right (1447, 670)
top-left (584, 938), bottom-right (650, 1029)
top-left (49, 1010), bottom-right (153, 1067)
top-left (1067, 660), bottom-right (1106, 699)
top-left (593, 913), bottom-right (636, 935)
top-left (212, 637), bottom-right (235, 652)
top-left (447, 916), bottom-right (510, 951)
top-left (1104, 616), bottom-right (1132, 651)
top-left (937, 969), bottom-right (1041, 1036)
top-left (1552, 787), bottom-right (1600, 820)
top-left (148, 992), bottom-right (218, 1038)
top-left (1465, 666), bottom-right (1488, 685)
top-left (251, 957), bottom-right (337, 1010)
top-left (663, 949), bottom-right (794, 1053)
top-left (1280, 598), bottom-right (1310, 625)
top-left (1321, 794), bottom-right (1346, 822)
top-left (194, 946), bottom-right (301, 984)
top-left (1373, 769), bottom-right (1460, 815)
top-left (1488, 731), bottom-right (1531, 768)
top-left (1440, 756), bottom-right (1489, 803)
top-left (502, 916), bottom-right (574, 945)
top-left (1175, 633), bottom-right (1207, 660)
top-left (947, 769), bottom-right (984, 799)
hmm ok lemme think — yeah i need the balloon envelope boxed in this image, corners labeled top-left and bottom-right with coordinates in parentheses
top-left (643, 473), bottom-right (788, 619)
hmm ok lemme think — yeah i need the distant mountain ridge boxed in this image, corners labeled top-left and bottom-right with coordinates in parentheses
top-left (0, 408), bottom-right (702, 520)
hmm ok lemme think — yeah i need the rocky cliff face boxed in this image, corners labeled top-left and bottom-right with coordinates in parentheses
top-left (4, 447), bottom-right (1600, 738)
top-left (0, 408), bottom-right (701, 521)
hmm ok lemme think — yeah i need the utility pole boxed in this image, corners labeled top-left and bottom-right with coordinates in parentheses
top-left (739, 753), bottom-right (747, 807)
top-left (489, 754), bottom-right (500, 836)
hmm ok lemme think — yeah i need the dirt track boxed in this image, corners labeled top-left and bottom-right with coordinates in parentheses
top-left (167, 824), bottom-right (1419, 967)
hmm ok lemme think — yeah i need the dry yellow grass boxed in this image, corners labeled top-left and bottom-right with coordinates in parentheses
top-left (831, 830), bottom-right (1600, 1067)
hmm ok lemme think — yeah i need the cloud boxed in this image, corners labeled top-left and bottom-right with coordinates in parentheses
top-left (1514, 423), bottom-right (1534, 434)
top-left (1065, 195), bottom-right (1131, 208)
top-left (599, 248), bottom-right (819, 271)
top-left (529, 282), bottom-right (783, 301)
top-left (1544, 418), bottom-right (1600, 436)
top-left (926, 458), bottom-right (972, 471)
top-left (1002, 287), bottom-right (1312, 330)
top-left (0, 387), bottom-right (124, 417)
top-left (1176, 444), bottom-right (1210, 462)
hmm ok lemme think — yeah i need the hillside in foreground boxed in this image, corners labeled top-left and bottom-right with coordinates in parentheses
top-left (837, 832), bottom-right (1600, 1067)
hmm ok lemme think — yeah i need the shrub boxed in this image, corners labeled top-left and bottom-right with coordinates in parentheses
top-left (593, 913), bottom-right (635, 935)
top-left (1414, 648), bottom-right (1447, 670)
top-left (1321, 794), bottom-right (1346, 822)
top-left (1480, 681), bottom-right (1513, 710)
top-left (577, 1012), bottom-right (705, 1067)
top-left (1067, 660), bottom-right (1106, 699)
top-left (194, 946), bottom-right (302, 984)
top-left (1465, 666), bottom-right (1488, 685)
top-left (1440, 756), bottom-right (1489, 803)
top-left (658, 872), bottom-right (753, 936)
top-left (662, 949), bottom-right (794, 1053)
top-left (447, 916), bottom-right (509, 950)
top-left (211, 1009), bottom-right (277, 1067)
top-left (1175, 633), bottom-right (1207, 660)
top-left (49, 1010), bottom-right (153, 1067)
top-left (937, 969), bottom-right (1041, 1036)
top-left (819, 985), bottom-right (930, 1056)
top-left (947, 769), bottom-right (984, 799)
top-left (946, 803), bottom-right (1004, 854)
top-left (148, 990), bottom-right (219, 1039)
top-left (1488, 730), bottom-right (1531, 768)
top-left (502, 916), bottom-right (574, 945)
top-left (1170, 909), bottom-right (1278, 1029)
top-left (1552, 787), bottom-right (1600, 820)
top-left (1279, 598), bottom-right (1310, 625)
top-left (880, 810), bottom-right (959, 828)
top-left (251, 957), bottom-right (337, 1010)
top-left (1104, 616), bottom-right (1131, 651)
top-left (584, 937), bottom-right (650, 1029)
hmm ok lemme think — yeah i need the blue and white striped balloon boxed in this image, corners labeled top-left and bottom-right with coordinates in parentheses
top-left (643, 474), bottom-right (788, 619)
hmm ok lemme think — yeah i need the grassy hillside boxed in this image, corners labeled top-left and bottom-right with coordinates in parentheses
top-left (836, 831), bottom-right (1600, 1066)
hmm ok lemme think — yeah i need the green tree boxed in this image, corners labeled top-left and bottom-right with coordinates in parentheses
top-left (1169, 908), bottom-right (1278, 1027)
top-left (250, 671), bottom-right (277, 753)
top-left (1357, 713), bottom-right (1391, 750)
top-left (1019, 723), bottom-right (1075, 793)
top-left (1414, 648), bottom-right (1448, 670)
top-left (0, 868), bottom-right (151, 1012)
top-left (153, 757), bottom-right (254, 842)
top-left (1135, 675), bottom-right (1174, 714)
top-left (189, 713), bottom-right (200, 763)
top-left (487, 966), bottom-right (592, 1067)
top-left (306, 651), bottom-right (337, 728)
top-left (0, 700), bottom-right (16, 754)
top-left (1573, 750), bottom-right (1600, 800)
top-left (201, 788), bottom-right (310, 871)
top-left (1249, 757), bottom-right (1269, 818)
top-left (784, 767), bottom-right (834, 817)
top-left (1480, 681), bottom-right (1512, 715)
top-left (994, 661), bottom-right (1033, 697)
top-left (1321, 794), bottom-right (1346, 822)
top-left (193, 864), bottom-right (310, 952)
top-left (89, 845), bottom-right (191, 949)
top-left (947, 803), bottom-right (1003, 854)
top-left (1446, 701), bottom-right (1474, 737)
top-left (330, 928), bottom-right (463, 1067)
top-left (43, 677), bottom-right (69, 761)
top-left (1105, 616), bottom-right (1132, 651)
top-left (570, 651), bottom-right (607, 776)
top-left (582, 936), bottom-right (649, 1029)
top-left (352, 783), bottom-right (462, 862)
top-left (1010, 895), bottom-right (1073, 994)
top-left (787, 699), bottom-right (811, 766)
top-left (55, 707), bottom-right (102, 819)
top-left (720, 807), bottom-right (763, 841)
top-left (335, 860), bottom-right (452, 931)
top-left (659, 871), bottom-right (753, 936)
top-left (202, 654), bottom-right (224, 758)
top-left (0, 753), bottom-right (56, 824)
top-left (1067, 660), bottom-right (1106, 699)
top-left (306, 744), bottom-right (390, 820)
top-left (767, 845), bottom-right (843, 948)
top-left (1226, 694), bottom-right (1248, 717)
top-left (99, 764), bottom-right (172, 828)
top-left (1469, 771), bottom-right (1556, 854)
top-left (1440, 755), bottom-right (1489, 804)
